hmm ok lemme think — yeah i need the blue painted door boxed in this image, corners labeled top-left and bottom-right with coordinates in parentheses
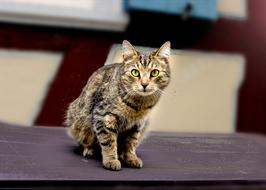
top-left (124, 0), bottom-right (217, 20)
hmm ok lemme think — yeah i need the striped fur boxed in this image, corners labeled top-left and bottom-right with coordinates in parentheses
top-left (66, 41), bottom-right (171, 171)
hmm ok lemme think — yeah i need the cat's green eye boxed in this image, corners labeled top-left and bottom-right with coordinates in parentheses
top-left (131, 69), bottom-right (140, 77)
top-left (151, 69), bottom-right (160, 77)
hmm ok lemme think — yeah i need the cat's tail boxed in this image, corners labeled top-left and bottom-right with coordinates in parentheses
top-left (64, 103), bottom-right (76, 139)
top-left (66, 125), bottom-right (75, 139)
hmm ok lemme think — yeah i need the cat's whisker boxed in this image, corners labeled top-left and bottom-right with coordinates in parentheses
top-left (123, 89), bottom-right (135, 100)
top-left (156, 89), bottom-right (167, 96)
top-left (157, 89), bottom-right (177, 97)
top-left (155, 89), bottom-right (178, 103)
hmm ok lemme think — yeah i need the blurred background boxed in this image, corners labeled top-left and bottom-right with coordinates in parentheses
top-left (0, 0), bottom-right (264, 135)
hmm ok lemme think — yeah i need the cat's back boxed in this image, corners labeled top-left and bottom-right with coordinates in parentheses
top-left (82, 63), bottom-right (121, 107)
top-left (74, 63), bottom-right (121, 105)
top-left (83, 63), bottom-right (120, 91)
top-left (65, 63), bottom-right (120, 126)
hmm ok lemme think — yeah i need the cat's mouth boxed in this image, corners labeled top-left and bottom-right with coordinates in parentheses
top-left (136, 89), bottom-right (156, 96)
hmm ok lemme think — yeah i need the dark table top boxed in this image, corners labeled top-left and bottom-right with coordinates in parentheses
top-left (0, 122), bottom-right (266, 189)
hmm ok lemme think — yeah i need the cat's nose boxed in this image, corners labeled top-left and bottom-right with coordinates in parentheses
top-left (141, 83), bottom-right (148, 90)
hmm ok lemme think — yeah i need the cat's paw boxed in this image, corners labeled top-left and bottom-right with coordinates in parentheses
top-left (83, 147), bottom-right (94, 157)
top-left (103, 159), bottom-right (121, 171)
top-left (123, 154), bottom-right (143, 168)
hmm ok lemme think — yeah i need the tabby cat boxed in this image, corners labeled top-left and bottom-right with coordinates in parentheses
top-left (66, 40), bottom-right (171, 171)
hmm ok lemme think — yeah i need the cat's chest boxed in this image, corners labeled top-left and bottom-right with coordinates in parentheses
top-left (125, 107), bottom-right (149, 121)
top-left (115, 104), bottom-right (150, 130)
top-left (119, 98), bottom-right (150, 117)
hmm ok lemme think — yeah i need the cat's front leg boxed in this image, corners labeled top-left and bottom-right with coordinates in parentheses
top-left (93, 118), bottom-right (121, 171)
top-left (120, 129), bottom-right (143, 168)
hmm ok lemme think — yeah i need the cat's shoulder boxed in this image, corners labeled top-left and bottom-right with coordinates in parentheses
top-left (91, 63), bottom-right (121, 79)
top-left (84, 63), bottom-right (121, 87)
top-left (97, 63), bottom-right (121, 72)
top-left (87, 63), bottom-right (119, 78)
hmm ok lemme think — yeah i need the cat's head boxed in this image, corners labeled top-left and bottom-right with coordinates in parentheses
top-left (120, 40), bottom-right (171, 97)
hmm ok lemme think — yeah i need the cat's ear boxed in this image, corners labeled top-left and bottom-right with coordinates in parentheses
top-left (122, 40), bottom-right (139, 61)
top-left (154, 41), bottom-right (171, 60)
